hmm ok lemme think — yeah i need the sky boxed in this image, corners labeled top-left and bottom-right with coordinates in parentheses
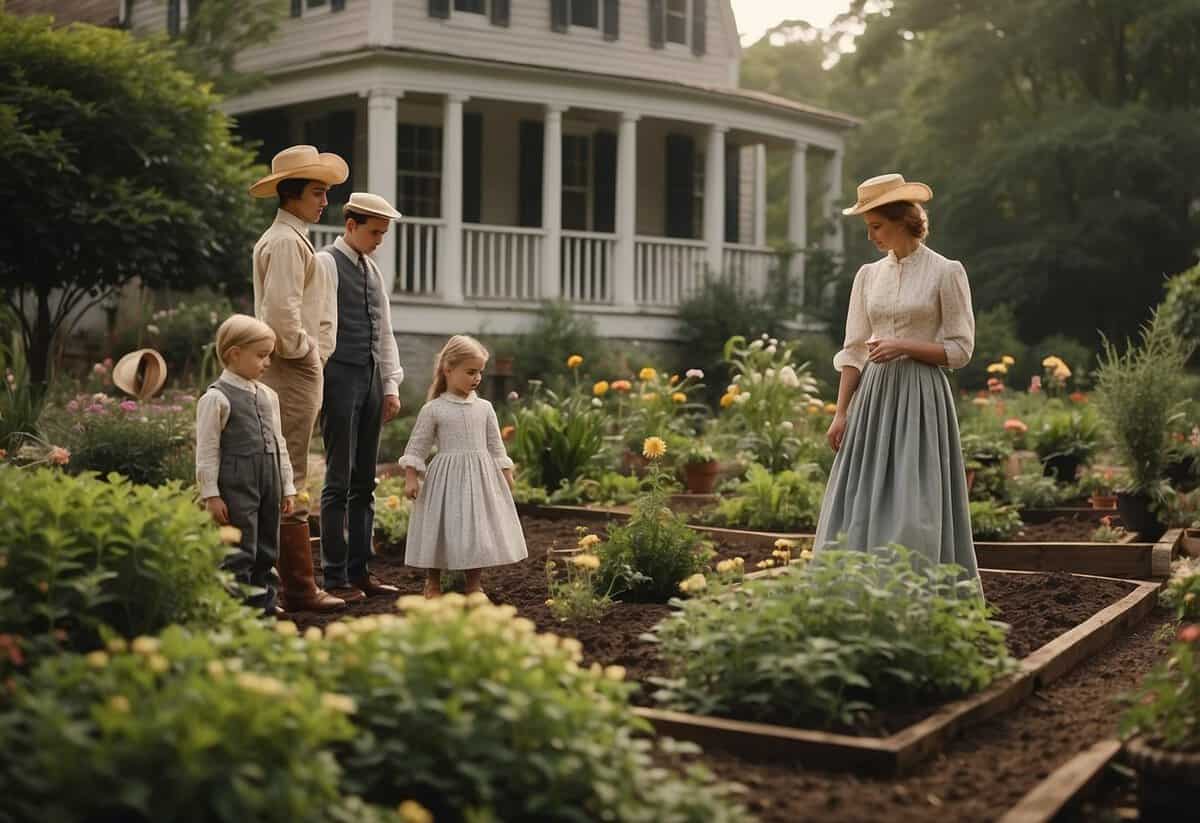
top-left (730, 0), bottom-right (853, 44)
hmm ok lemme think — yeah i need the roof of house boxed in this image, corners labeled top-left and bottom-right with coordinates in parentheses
top-left (5, 0), bottom-right (120, 27)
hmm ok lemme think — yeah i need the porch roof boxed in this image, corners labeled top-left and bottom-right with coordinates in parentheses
top-left (250, 44), bottom-right (861, 133)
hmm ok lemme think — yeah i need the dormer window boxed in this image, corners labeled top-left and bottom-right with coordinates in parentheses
top-left (290, 0), bottom-right (347, 18)
top-left (649, 0), bottom-right (705, 55)
top-left (428, 0), bottom-right (511, 26)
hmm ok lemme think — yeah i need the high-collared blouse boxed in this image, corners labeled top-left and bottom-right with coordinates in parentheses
top-left (833, 243), bottom-right (975, 373)
top-left (195, 369), bottom-right (296, 500)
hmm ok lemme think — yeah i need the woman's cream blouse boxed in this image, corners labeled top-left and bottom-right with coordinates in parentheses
top-left (833, 243), bottom-right (975, 373)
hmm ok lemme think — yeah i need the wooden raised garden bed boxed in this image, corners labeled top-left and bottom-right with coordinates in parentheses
top-left (997, 739), bottom-right (1123, 823)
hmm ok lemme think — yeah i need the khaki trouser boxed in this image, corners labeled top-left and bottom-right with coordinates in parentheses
top-left (260, 342), bottom-right (322, 525)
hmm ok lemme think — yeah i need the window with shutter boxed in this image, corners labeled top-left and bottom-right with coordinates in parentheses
top-left (665, 0), bottom-right (687, 45)
top-left (463, 113), bottom-right (483, 224)
top-left (569, 0), bottom-right (598, 28)
top-left (592, 130), bottom-right (617, 233)
top-left (518, 121), bottom-right (545, 228)
top-left (428, 0), bottom-right (450, 18)
top-left (665, 134), bottom-right (696, 238)
top-left (455, 0), bottom-right (485, 13)
top-left (562, 135), bottom-right (592, 231)
top-left (602, 0), bottom-right (619, 40)
top-left (397, 124), bottom-right (444, 218)
top-left (648, 0), bottom-right (664, 48)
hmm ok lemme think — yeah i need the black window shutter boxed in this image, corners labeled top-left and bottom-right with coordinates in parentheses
top-left (290, 0), bottom-right (302, 18)
top-left (332, 0), bottom-right (346, 11)
top-left (593, 130), bottom-right (617, 233)
top-left (325, 110), bottom-right (356, 205)
top-left (428, 0), bottom-right (450, 20)
top-left (463, 113), bottom-right (483, 224)
top-left (491, 0), bottom-right (510, 26)
top-left (167, 0), bottom-right (181, 35)
top-left (665, 134), bottom-right (695, 238)
top-left (518, 120), bottom-right (545, 228)
top-left (648, 0), bottom-right (664, 48)
top-left (692, 0), bottom-right (707, 55)
top-left (550, 0), bottom-right (568, 32)
top-left (602, 0), bottom-right (619, 41)
top-left (724, 145), bottom-right (740, 243)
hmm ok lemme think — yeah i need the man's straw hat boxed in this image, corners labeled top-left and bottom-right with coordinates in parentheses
top-left (249, 144), bottom-right (350, 199)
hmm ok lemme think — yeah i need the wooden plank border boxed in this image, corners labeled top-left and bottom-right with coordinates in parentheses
top-left (996, 739), bottom-right (1122, 823)
top-left (632, 576), bottom-right (1160, 775)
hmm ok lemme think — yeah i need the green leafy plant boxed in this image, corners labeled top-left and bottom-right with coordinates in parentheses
top-left (0, 467), bottom-right (242, 667)
top-left (507, 382), bottom-right (607, 492)
top-left (613, 366), bottom-right (707, 453)
top-left (596, 441), bottom-right (711, 603)
top-left (1091, 516), bottom-right (1128, 544)
top-left (373, 476), bottom-right (410, 548)
top-left (1093, 310), bottom-right (1194, 496)
top-left (0, 312), bottom-right (45, 450)
top-left (1161, 558), bottom-right (1200, 620)
top-left (1120, 625), bottom-right (1200, 752)
top-left (510, 471), bottom-right (549, 505)
top-left (646, 547), bottom-right (1015, 730)
top-left (1007, 471), bottom-right (1075, 509)
top-left (545, 532), bottom-right (622, 624)
top-left (682, 441), bottom-right (718, 466)
top-left (706, 462), bottom-right (825, 531)
top-left (0, 624), bottom-right (380, 823)
top-left (1032, 408), bottom-right (1104, 464)
top-left (969, 500), bottom-right (1024, 541)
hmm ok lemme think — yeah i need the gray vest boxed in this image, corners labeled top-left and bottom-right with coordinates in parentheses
top-left (211, 381), bottom-right (278, 457)
top-left (327, 245), bottom-right (383, 367)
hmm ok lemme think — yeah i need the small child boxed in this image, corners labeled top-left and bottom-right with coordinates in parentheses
top-left (196, 314), bottom-right (296, 615)
top-left (400, 335), bottom-right (527, 597)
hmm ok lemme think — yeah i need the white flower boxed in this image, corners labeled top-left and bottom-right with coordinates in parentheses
top-left (749, 339), bottom-right (764, 350)
top-left (779, 366), bottom-right (800, 388)
top-left (592, 398), bottom-right (603, 407)
top-left (761, 333), bottom-right (769, 340)
top-left (765, 368), bottom-right (775, 379)
top-left (507, 391), bottom-right (520, 402)
top-left (734, 392), bottom-right (750, 404)
top-left (769, 338), bottom-right (778, 346)
top-left (765, 345), bottom-right (777, 355)
top-left (146, 324), bottom-right (160, 335)
top-left (780, 421), bottom-right (794, 431)
top-left (751, 372), bottom-right (763, 384)
top-left (685, 369), bottom-right (704, 379)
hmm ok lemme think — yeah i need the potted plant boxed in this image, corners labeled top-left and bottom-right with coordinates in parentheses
top-left (680, 442), bottom-right (720, 494)
top-left (1119, 624), bottom-right (1200, 819)
top-left (1093, 311), bottom-right (1193, 541)
top-left (1077, 467), bottom-right (1123, 510)
top-left (1032, 408), bottom-right (1103, 483)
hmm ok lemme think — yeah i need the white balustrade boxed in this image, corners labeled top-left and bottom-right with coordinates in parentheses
top-left (561, 231), bottom-right (616, 304)
top-left (394, 218), bottom-right (443, 296)
top-left (463, 225), bottom-right (543, 300)
top-left (309, 224), bottom-right (341, 251)
top-left (634, 236), bottom-right (708, 307)
top-left (722, 244), bottom-right (780, 295)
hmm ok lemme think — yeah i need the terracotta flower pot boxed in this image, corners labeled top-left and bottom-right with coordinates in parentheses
top-left (1181, 528), bottom-right (1200, 559)
top-left (1089, 494), bottom-right (1118, 510)
top-left (1124, 735), bottom-right (1200, 821)
top-left (683, 459), bottom-right (720, 494)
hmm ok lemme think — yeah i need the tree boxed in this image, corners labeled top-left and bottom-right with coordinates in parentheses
top-left (0, 14), bottom-right (262, 387)
top-left (168, 0), bottom-right (286, 94)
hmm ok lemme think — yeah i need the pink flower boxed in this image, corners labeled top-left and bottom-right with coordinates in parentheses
top-left (87, 404), bottom-right (106, 414)
top-left (686, 369), bottom-right (705, 379)
top-left (66, 400), bottom-right (79, 413)
top-left (169, 405), bottom-right (183, 413)
top-left (119, 400), bottom-right (137, 412)
top-left (102, 357), bottom-right (113, 368)
top-left (1003, 418), bottom-right (1028, 434)
top-left (48, 446), bottom-right (70, 466)
top-left (178, 395), bottom-right (195, 404)
top-left (92, 362), bottom-right (107, 375)
top-left (1028, 375), bottom-right (1042, 393)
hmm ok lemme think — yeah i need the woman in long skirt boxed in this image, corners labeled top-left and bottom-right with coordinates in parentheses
top-left (814, 173), bottom-right (978, 578)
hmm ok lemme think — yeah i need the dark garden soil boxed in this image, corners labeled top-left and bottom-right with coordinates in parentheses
top-left (1001, 513), bottom-right (1128, 543)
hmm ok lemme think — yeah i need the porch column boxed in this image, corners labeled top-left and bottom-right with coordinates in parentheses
top-left (540, 103), bottom-right (566, 300)
top-left (788, 141), bottom-right (808, 282)
top-left (366, 88), bottom-right (399, 294)
top-left (754, 143), bottom-right (768, 248)
top-left (703, 124), bottom-right (727, 275)
top-left (439, 93), bottom-right (467, 304)
top-left (613, 112), bottom-right (639, 307)
top-left (824, 147), bottom-right (844, 254)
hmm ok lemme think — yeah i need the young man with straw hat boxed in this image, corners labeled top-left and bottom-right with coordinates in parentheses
top-left (312, 192), bottom-right (406, 603)
top-left (248, 144), bottom-right (349, 613)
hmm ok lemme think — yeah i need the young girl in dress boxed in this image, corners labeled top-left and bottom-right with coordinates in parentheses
top-left (196, 314), bottom-right (296, 614)
top-left (400, 335), bottom-right (527, 598)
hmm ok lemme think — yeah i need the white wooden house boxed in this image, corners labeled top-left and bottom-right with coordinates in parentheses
top-left (123, 2), bottom-right (856, 345)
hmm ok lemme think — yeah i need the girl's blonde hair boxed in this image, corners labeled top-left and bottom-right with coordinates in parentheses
top-left (428, 334), bottom-right (489, 400)
top-left (215, 314), bottom-right (276, 367)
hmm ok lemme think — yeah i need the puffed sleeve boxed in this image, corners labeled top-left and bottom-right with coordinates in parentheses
top-left (484, 401), bottom-right (515, 471)
top-left (195, 387), bottom-right (230, 499)
top-left (397, 401), bottom-right (437, 474)
top-left (833, 265), bottom-right (871, 373)
top-left (939, 261), bottom-right (975, 370)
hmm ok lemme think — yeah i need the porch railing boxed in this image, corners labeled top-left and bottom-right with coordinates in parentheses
top-left (463, 224), bottom-right (542, 300)
top-left (634, 236), bottom-right (707, 307)
top-left (722, 244), bottom-right (780, 295)
top-left (562, 231), bottom-right (616, 304)
top-left (309, 224), bottom-right (341, 251)
top-left (395, 217), bottom-right (443, 296)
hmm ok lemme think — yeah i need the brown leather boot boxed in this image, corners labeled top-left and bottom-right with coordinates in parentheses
top-left (277, 522), bottom-right (344, 613)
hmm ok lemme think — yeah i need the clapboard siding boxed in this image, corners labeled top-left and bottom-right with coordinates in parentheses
top-left (393, 0), bottom-right (737, 88)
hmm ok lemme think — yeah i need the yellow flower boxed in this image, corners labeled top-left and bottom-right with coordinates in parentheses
top-left (604, 665), bottom-right (627, 681)
top-left (1042, 355), bottom-right (1065, 369)
top-left (642, 436), bottom-right (667, 459)
top-left (756, 559), bottom-right (775, 569)
top-left (297, 490), bottom-right (311, 505)
top-left (971, 397), bottom-right (991, 407)
top-left (108, 695), bottom-right (131, 714)
top-left (386, 495), bottom-right (402, 510)
top-left (986, 363), bottom-right (1008, 375)
top-left (571, 553), bottom-right (600, 570)
top-left (545, 598), bottom-right (555, 606)
top-left (206, 660), bottom-right (226, 679)
top-left (398, 800), bottom-right (434, 823)
top-left (719, 393), bottom-right (736, 408)
top-left (106, 637), bottom-right (127, 654)
top-left (86, 651), bottom-right (109, 670)
top-left (641, 392), bottom-right (657, 402)
top-left (147, 654), bottom-right (170, 674)
top-left (638, 367), bottom-right (657, 381)
top-left (774, 538), bottom-right (796, 549)
top-left (321, 693), bottom-right (357, 714)
top-left (274, 620), bottom-right (299, 636)
top-left (678, 573), bottom-right (707, 594)
top-left (1001, 355), bottom-right (1015, 366)
top-left (671, 392), bottom-right (687, 404)
top-left (577, 533), bottom-right (601, 549)
top-left (824, 402), bottom-right (838, 414)
top-left (566, 354), bottom-right (584, 369)
top-left (669, 374), bottom-right (680, 385)
top-left (593, 380), bottom-right (609, 397)
top-left (218, 525), bottom-right (242, 545)
top-left (807, 405), bottom-right (820, 415)
top-left (1054, 364), bottom-right (1072, 380)
top-left (131, 636), bottom-right (160, 656)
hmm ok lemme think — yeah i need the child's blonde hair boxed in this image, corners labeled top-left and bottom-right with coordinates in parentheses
top-left (215, 314), bottom-right (276, 367)
top-left (428, 335), bottom-right (489, 400)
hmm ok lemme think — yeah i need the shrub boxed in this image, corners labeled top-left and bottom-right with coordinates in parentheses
top-left (377, 412), bottom-right (416, 462)
top-left (373, 476), bottom-right (410, 548)
top-left (44, 392), bottom-right (196, 486)
top-left (116, 294), bottom-right (233, 381)
top-left (1159, 262), bottom-right (1200, 363)
top-left (0, 625), bottom-right (374, 823)
top-left (1093, 310), bottom-right (1194, 496)
top-left (1007, 471), bottom-right (1075, 509)
top-left (970, 500), bottom-right (1024, 540)
top-left (1032, 408), bottom-right (1104, 464)
top-left (647, 547), bottom-right (1015, 729)
top-left (305, 598), bottom-right (749, 822)
top-left (497, 301), bottom-right (608, 392)
top-left (1120, 625), bottom-right (1200, 751)
top-left (596, 449), bottom-right (710, 602)
top-left (507, 382), bottom-right (608, 491)
top-left (0, 314), bottom-right (45, 449)
top-left (706, 462), bottom-right (825, 531)
top-left (0, 467), bottom-right (241, 662)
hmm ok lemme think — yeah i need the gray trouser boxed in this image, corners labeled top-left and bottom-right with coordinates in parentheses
top-left (320, 358), bottom-right (382, 588)
top-left (218, 451), bottom-right (281, 612)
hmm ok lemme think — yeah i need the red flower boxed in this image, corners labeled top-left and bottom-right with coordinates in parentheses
top-left (1178, 624), bottom-right (1200, 644)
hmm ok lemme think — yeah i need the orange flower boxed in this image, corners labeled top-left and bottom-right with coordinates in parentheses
top-left (1003, 418), bottom-right (1027, 434)
top-left (501, 425), bottom-right (516, 442)
top-left (1069, 392), bottom-right (1087, 403)
top-left (671, 392), bottom-right (687, 404)
top-left (611, 379), bottom-right (632, 393)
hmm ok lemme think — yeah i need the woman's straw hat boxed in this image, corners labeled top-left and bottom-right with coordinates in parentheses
top-left (249, 144), bottom-right (350, 199)
top-left (842, 173), bottom-right (933, 216)
top-left (112, 348), bottom-right (167, 401)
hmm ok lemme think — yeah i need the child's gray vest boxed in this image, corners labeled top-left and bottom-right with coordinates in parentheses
top-left (210, 381), bottom-right (277, 457)
top-left (327, 245), bottom-right (384, 367)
